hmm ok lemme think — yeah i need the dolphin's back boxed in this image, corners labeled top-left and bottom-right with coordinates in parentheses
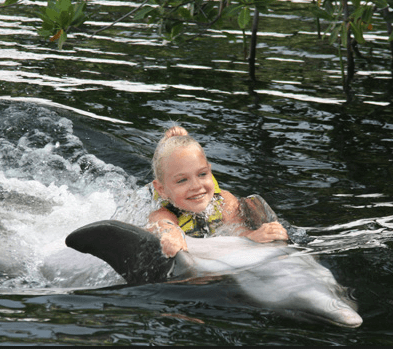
top-left (182, 236), bottom-right (291, 273)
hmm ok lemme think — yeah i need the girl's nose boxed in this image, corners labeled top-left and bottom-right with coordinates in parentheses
top-left (189, 176), bottom-right (202, 190)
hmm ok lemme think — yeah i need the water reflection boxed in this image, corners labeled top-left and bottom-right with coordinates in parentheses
top-left (77, 32), bottom-right (164, 45)
top-left (0, 69), bottom-right (167, 93)
top-left (255, 89), bottom-right (346, 104)
top-left (0, 48), bottom-right (139, 65)
top-left (267, 57), bottom-right (305, 63)
top-left (0, 96), bottom-right (132, 124)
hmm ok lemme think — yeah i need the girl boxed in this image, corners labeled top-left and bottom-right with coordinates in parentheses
top-left (147, 126), bottom-right (288, 257)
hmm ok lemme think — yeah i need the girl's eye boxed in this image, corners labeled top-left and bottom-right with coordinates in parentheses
top-left (176, 178), bottom-right (187, 184)
top-left (199, 172), bottom-right (207, 177)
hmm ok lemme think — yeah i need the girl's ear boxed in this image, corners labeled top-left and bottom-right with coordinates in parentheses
top-left (153, 179), bottom-right (166, 199)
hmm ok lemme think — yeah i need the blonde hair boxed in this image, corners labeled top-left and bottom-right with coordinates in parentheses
top-left (152, 126), bottom-right (206, 182)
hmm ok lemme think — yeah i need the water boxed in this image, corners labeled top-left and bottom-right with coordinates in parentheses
top-left (0, 0), bottom-right (392, 345)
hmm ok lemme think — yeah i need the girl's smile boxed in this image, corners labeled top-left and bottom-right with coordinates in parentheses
top-left (153, 144), bottom-right (215, 213)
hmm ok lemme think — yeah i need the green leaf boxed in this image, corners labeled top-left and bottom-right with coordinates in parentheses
top-left (58, 0), bottom-right (72, 12)
top-left (41, 20), bottom-right (56, 31)
top-left (373, 0), bottom-right (388, 8)
top-left (45, 7), bottom-right (59, 22)
top-left (164, 20), bottom-right (172, 34)
top-left (310, 5), bottom-right (335, 20)
top-left (350, 6), bottom-right (364, 21)
top-left (47, 0), bottom-right (58, 11)
top-left (134, 5), bottom-right (156, 20)
top-left (388, 30), bottom-right (393, 41)
top-left (170, 22), bottom-right (183, 39)
top-left (59, 10), bottom-right (72, 28)
top-left (71, 1), bottom-right (87, 27)
top-left (58, 30), bottom-right (67, 49)
top-left (329, 24), bottom-right (340, 45)
top-left (238, 6), bottom-right (251, 29)
top-left (221, 3), bottom-right (243, 18)
top-left (37, 28), bottom-right (53, 38)
top-left (177, 6), bottom-right (191, 19)
top-left (350, 21), bottom-right (365, 43)
top-left (71, 13), bottom-right (87, 27)
top-left (340, 23), bottom-right (347, 47)
top-left (37, 9), bottom-right (51, 24)
top-left (352, 0), bottom-right (361, 8)
top-left (361, 5), bottom-right (374, 24)
top-left (2, 0), bottom-right (19, 6)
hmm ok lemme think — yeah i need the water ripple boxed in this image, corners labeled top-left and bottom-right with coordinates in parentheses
top-left (0, 96), bottom-right (133, 124)
top-left (255, 89), bottom-right (346, 104)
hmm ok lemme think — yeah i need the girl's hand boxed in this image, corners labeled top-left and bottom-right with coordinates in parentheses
top-left (147, 209), bottom-right (188, 258)
top-left (242, 221), bottom-right (288, 243)
top-left (160, 228), bottom-right (188, 258)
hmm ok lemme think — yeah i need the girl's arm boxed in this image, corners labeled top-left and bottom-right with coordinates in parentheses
top-left (220, 190), bottom-right (288, 243)
top-left (147, 207), bottom-right (188, 258)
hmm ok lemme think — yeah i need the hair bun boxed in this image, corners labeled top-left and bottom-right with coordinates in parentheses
top-left (164, 126), bottom-right (188, 139)
top-left (152, 125), bottom-right (205, 181)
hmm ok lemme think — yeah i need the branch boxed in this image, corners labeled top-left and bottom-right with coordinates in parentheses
top-left (90, 0), bottom-right (150, 37)
top-left (166, 0), bottom-right (226, 31)
top-left (165, 0), bottom-right (195, 16)
top-left (178, 1), bottom-right (234, 43)
top-left (90, 0), bottom-right (225, 42)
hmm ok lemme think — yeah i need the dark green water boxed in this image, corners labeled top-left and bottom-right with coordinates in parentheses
top-left (0, 0), bottom-right (392, 345)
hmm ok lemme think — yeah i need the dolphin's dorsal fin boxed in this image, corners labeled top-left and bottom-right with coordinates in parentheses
top-left (66, 220), bottom-right (174, 285)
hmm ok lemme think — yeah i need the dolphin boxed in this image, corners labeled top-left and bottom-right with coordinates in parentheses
top-left (66, 220), bottom-right (363, 328)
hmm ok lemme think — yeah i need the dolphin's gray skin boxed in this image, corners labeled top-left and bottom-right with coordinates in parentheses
top-left (66, 220), bottom-right (363, 328)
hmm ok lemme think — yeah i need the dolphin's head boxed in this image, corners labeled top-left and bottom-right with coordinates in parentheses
top-left (281, 293), bottom-right (363, 328)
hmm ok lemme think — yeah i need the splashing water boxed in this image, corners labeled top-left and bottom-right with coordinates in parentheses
top-left (0, 102), bottom-right (149, 293)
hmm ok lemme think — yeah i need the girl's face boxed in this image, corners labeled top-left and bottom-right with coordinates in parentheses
top-left (153, 145), bottom-right (215, 213)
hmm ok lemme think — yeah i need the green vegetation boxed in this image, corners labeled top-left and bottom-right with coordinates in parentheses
top-left (0, 0), bottom-right (19, 7)
top-left (310, 0), bottom-right (393, 97)
top-left (1, 0), bottom-right (393, 90)
top-left (36, 0), bottom-right (88, 49)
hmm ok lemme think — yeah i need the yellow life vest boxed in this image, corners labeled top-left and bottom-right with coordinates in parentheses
top-left (153, 175), bottom-right (223, 237)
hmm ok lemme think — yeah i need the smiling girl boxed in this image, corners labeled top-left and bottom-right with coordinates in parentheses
top-left (147, 126), bottom-right (288, 257)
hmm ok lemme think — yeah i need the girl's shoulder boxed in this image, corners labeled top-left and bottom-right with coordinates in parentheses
top-left (219, 189), bottom-right (241, 222)
top-left (220, 189), bottom-right (239, 203)
top-left (148, 206), bottom-right (178, 224)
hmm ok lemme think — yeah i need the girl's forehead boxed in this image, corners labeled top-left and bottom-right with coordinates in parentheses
top-left (170, 144), bottom-right (204, 158)
top-left (163, 144), bottom-right (208, 167)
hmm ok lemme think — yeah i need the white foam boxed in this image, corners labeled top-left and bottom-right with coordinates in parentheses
top-left (0, 105), bottom-right (139, 292)
top-left (0, 170), bottom-right (127, 291)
